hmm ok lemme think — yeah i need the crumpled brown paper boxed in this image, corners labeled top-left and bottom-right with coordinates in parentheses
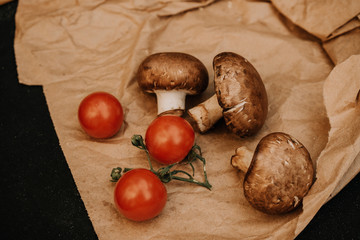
top-left (323, 27), bottom-right (360, 65)
top-left (14, 0), bottom-right (360, 239)
top-left (270, 0), bottom-right (360, 65)
top-left (271, 0), bottom-right (360, 41)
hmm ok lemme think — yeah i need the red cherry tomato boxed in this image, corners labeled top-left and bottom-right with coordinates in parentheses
top-left (78, 92), bottom-right (123, 139)
top-left (114, 169), bottom-right (167, 221)
top-left (145, 115), bottom-right (195, 165)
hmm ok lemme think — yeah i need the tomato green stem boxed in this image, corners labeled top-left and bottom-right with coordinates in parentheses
top-left (172, 175), bottom-right (212, 190)
top-left (112, 135), bottom-right (212, 190)
top-left (110, 167), bottom-right (123, 182)
top-left (131, 135), bottom-right (154, 172)
top-left (110, 167), bottom-right (132, 182)
top-left (159, 145), bottom-right (212, 190)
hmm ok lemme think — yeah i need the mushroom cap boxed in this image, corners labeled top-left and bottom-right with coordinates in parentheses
top-left (213, 52), bottom-right (268, 137)
top-left (244, 132), bottom-right (314, 214)
top-left (137, 52), bottom-right (209, 94)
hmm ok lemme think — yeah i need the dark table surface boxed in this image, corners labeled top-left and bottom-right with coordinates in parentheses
top-left (1, 1), bottom-right (359, 240)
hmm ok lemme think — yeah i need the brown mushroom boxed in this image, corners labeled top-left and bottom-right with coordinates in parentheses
top-left (137, 52), bottom-right (209, 116)
top-left (188, 52), bottom-right (268, 137)
top-left (231, 132), bottom-right (315, 214)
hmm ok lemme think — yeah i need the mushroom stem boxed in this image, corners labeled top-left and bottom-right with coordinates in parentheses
top-left (155, 90), bottom-right (187, 116)
top-left (187, 94), bottom-right (223, 132)
top-left (231, 146), bottom-right (253, 173)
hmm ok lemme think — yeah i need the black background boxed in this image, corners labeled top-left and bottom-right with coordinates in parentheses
top-left (1, 1), bottom-right (359, 239)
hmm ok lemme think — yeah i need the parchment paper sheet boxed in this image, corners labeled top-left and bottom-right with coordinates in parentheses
top-left (13, 0), bottom-right (360, 239)
top-left (323, 27), bottom-right (360, 65)
top-left (271, 0), bottom-right (360, 41)
top-left (270, 0), bottom-right (360, 65)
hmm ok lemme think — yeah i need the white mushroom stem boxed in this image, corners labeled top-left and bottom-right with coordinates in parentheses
top-left (155, 90), bottom-right (187, 116)
top-left (231, 146), bottom-right (253, 173)
top-left (187, 94), bottom-right (223, 132)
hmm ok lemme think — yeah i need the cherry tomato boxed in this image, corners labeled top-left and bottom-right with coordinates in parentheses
top-left (114, 169), bottom-right (167, 221)
top-left (145, 115), bottom-right (195, 164)
top-left (78, 92), bottom-right (123, 138)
